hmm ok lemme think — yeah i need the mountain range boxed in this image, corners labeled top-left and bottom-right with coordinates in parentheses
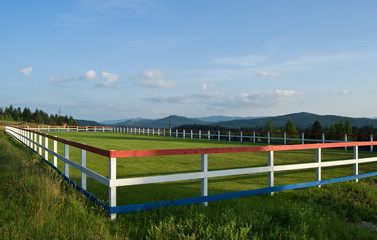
top-left (76, 112), bottom-right (377, 129)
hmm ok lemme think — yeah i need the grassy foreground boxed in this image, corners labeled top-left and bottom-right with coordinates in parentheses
top-left (2, 130), bottom-right (377, 239)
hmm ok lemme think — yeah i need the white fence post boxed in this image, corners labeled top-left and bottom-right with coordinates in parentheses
top-left (354, 146), bottom-right (359, 182)
top-left (64, 144), bottom-right (69, 178)
top-left (228, 131), bottom-right (231, 142)
top-left (268, 151), bottom-right (274, 196)
top-left (199, 130), bottom-right (201, 139)
top-left (44, 136), bottom-right (49, 160)
top-left (371, 135), bottom-right (374, 152)
top-left (176, 129), bottom-right (178, 138)
top-left (39, 134), bottom-right (42, 155)
top-left (344, 134), bottom-right (348, 151)
top-left (316, 148), bottom-right (322, 188)
top-left (301, 132), bottom-right (304, 144)
top-left (81, 147), bottom-right (87, 191)
top-left (284, 132), bottom-right (287, 145)
top-left (33, 132), bottom-right (37, 151)
top-left (322, 133), bottom-right (325, 143)
top-left (53, 138), bottom-right (57, 167)
top-left (27, 131), bottom-right (30, 147)
top-left (109, 157), bottom-right (117, 220)
top-left (253, 131), bottom-right (256, 143)
top-left (201, 153), bottom-right (208, 206)
top-left (191, 130), bottom-right (193, 139)
top-left (240, 131), bottom-right (243, 142)
top-left (218, 130), bottom-right (220, 141)
top-left (208, 130), bottom-right (210, 140)
top-left (267, 132), bottom-right (270, 145)
top-left (183, 129), bottom-right (186, 139)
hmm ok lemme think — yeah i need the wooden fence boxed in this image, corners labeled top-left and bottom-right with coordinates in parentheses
top-left (6, 125), bottom-right (377, 219)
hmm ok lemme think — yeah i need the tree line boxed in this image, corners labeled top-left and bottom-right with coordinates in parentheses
top-left (0, 105), bottom-right (78, 126)
top-left (177, 118), bottom-right (376, 141)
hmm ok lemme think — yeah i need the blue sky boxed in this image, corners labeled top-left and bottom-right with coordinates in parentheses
top-left (1, 1), bottom-right (377, 122)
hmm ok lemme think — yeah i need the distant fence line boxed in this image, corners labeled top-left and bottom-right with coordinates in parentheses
top-left (18, 125), bottom-right (376, 152)
top-left (6, 125), bottom-right (377, 220)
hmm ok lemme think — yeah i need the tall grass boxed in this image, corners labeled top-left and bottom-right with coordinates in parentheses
top-left (0, 130), bottom-right (121, 239)
top-left (2, 129), bottom-right (377, 239)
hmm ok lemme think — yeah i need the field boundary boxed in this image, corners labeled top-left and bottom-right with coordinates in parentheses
top-left (6, 125), bottom-right (377, 219)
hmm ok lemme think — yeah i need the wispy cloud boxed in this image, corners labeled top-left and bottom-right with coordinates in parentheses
top-left (20, 67), bottom-right (32, 76)
top-left (132, 69), bottom-right (176, 88)
top-left (78, 0), bottom-right (146, 11)
top-left (145, 89), bottom-right (300, 111)
top-left (328, 89), bottom-right (350, 97)
top-left (255, 72), bottom-right (282, 78)
top-left (213, 55), bottom-right (267, 66)
top-left (201, 82), bottom-right (215, 90)
top-left (144, 95), bottom-right (192, 104)
top-left (269, 53), bottom-right (354, 72)
top-left (48, 76), bottom-right (75, 82)
top-left (101, 72), bottom-right (119, 87)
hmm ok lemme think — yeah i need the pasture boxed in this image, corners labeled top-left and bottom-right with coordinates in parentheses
top-left (3, 129), bottom-right (377, 239)
top-left (46, 131), bottom-right (377, 206)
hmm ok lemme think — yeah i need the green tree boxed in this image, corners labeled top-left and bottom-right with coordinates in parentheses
top-left (22, 107), bottom-right (32, 122)
top-left (285, 118), bottom-right (298, 133)
top-left (264, 120), bottom-right (278, 133)
top-left (311, 120), bottom-right (324, 139)
top-left (312, 120), bottom-right (324, 133)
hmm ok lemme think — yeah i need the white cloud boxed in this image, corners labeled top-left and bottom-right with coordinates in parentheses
top-left (101, 72), bottom-right (119, 87)
top-left (48, 76), bottom-right (75, 82)
top-left (145, 89), bottom-right (300, 111)
top-left (144, 95), bottom-right (192, 104)
top-left (20, 67), bottom-right (32, 76)
top-left (133, 69), bottom-right (176, 88)
top-left (328, 89), bottom-right (350, 97)
top-left (275, 89), bottom-right (297, 97)
top-left (213, 55), bottom-right (267, 66)
top-left (255, 72), bottom-right (282, 78)
top-left (201, 82), bottom-right (216, 90)
top-left (85, 70), bottom-right (96, 79)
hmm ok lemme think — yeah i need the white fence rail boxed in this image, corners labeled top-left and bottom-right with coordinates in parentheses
top-left (6, 125), bottom-right (377, 220)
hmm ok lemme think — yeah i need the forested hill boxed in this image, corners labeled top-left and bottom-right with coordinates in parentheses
top-left (109, 112), bottom-right (377, 130)
top-left (214, 112), bottom-right (377, 129)
top-left (114, 115), bottom-right (207, 128)
top-left (0, 105), bottom-right (77, 125)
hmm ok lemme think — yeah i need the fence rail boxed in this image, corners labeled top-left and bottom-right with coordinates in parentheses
top-left (6, 125), bottom-right (377, 219)
top-left (111, 126), bottom-right (375, 151)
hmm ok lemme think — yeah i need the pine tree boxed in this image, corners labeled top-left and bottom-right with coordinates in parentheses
top-left (285, 118), bottom-right (298, 133)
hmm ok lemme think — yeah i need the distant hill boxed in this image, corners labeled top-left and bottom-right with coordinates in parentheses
top-left (214, 112), bottom-right (377, 129)
top-left (114, 115), bottom-right (208, 128)
top-left (75, 119), bottom-right (104, 126)
top-left (101, 118), bottom-right (145, 125)
top-left (196, 115), bottom-right (260, 122)
top-left (82, 112), bottom-right (377, 129)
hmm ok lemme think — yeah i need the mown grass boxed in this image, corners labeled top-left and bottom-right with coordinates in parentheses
top-left (2, 129), bottom-right (377, 239)
top-left (47, 132), bottom-right (377, 206)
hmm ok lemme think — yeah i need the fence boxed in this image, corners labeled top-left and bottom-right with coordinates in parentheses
top-left (112, 126), bottom-right (376, 151)
top-left (6, 125), bottom-right (377, 220)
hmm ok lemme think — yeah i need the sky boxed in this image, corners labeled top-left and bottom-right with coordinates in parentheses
top-left (1, 0), bottom-right (377, 122)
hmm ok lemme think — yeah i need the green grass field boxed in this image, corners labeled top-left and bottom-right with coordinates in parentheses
top-left (3, 129), bottom-right (377, 239)
top-left (43, 132), bottom-right (377, 206)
